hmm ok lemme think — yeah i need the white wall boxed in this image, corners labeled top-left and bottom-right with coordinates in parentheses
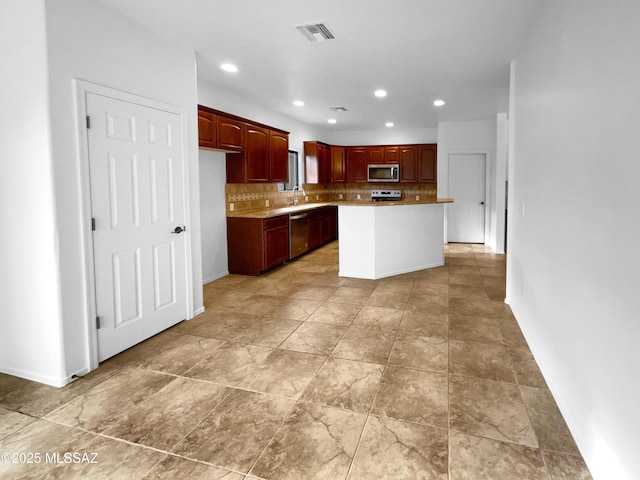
top-left (0, 0), bottom-right (67, 386)
top-left (0, 0), bottom-right (205, 386)
top-left (437, 118), bottom-right (507, 252)
top-left (507, 1), bottom-right (640, 478)
top-left (199, 150), bottom-right (228, 283)
top-left (328, 128), bottom-right (438, 146)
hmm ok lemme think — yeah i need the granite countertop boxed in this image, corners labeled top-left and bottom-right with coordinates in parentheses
top-left (227, 198), bottom-right (454, 219)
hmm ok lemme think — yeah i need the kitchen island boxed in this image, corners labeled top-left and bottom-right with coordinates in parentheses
top-left (226, 198), bottom-right (452, 278)
top-left (338, 200), bottom-right (453, 279)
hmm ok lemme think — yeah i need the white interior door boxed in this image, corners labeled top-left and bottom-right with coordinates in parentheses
top-left (448, 153), bottom-right (486, 243)
top-left (87, 92), bottom-right (187, 362)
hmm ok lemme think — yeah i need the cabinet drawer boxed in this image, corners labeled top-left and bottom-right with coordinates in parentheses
top-left (264, 215), bottom-right (289, 230)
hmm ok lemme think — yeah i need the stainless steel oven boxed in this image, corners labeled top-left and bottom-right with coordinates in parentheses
top-left (368, 164), bottom-right (400, 182)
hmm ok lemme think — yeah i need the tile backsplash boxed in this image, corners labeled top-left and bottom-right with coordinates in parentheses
top-left (225, 183), bottom-right (437, 214)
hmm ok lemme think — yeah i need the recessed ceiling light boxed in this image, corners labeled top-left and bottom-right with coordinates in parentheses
top-left (293, 100), bottom-right (304, 107)
top-left (328, 118), bottom-right (337, 124)
top-left (385, 122), bottom-right (394, 127)
top-left (220, 63), bottom-right (238, 73)
top-left (433, 99), bottom-right (445, 107)
top-left (374, 89), bottom-right (387, 98)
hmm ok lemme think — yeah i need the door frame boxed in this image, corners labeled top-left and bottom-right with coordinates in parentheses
top-left (444, 150), bottom-right (491, 244)
top-left (75, 80), bottom-right (194, 371)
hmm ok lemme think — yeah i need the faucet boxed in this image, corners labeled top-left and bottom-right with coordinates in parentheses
top-left (292, 186), bottom-right (305, 206)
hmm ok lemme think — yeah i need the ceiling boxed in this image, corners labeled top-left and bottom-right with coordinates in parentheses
top-left (96, 0), bottom-right (544, 132)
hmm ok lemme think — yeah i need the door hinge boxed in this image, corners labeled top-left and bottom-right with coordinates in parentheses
top-left (96, 316), bottom-right (101, 329)
top-left (91, 218), bottom-right (96, 231)
top-left (86, 116), bottom-right (91, 129)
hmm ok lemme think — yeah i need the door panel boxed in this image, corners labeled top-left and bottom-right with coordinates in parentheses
top-left (112, 248), bottom-right (142, 326)
top-left (87, 92), bottom-right (187, 362)
top-left (150, 157), bottom-right (173, 224)
top-left (448, 153), bottom-right (486, 243)
top-left (108, 154), bottom-right (140, 229)
top-left (152, 241), bottom-right (176, 311)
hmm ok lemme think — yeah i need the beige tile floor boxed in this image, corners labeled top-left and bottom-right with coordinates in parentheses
top-left (0, 242), bottom-right (593, 479)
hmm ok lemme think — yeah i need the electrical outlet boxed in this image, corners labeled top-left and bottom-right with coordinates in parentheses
top-left (229, 203), bottom-right (235, 212)
top-left (357, 194), bottom-right (361, 200)
top-left (415, 195), bottom-right (420, 201)
top-left (339, 194), bottom-right (343, 200)
top-left (520, 204), bottom-right (525, 216)
top-left (265, 199), bottom-right (270, 207)
top-left (316, 195), bottom-right (319, 200)
top-left (305, 196), bottom-right (309, 201)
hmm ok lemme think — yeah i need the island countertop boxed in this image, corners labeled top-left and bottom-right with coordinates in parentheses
top-left (227, 198), bottom-right (454, 219)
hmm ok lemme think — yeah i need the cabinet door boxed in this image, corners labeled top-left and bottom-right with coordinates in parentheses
top-left (331, 146), bottom-right (346, 183)
top-left (269, 130), bottom-right (289, 182)
top-left (264, 224), bottom-right (289, 269)
top-left (383, 146), bottom-right (399, 164)
top-left (218, 116), bottom-right (244, 151)
top-left (418, 144), bottom-right (437, 183)
top-left (327, 206), bottom-right (337, 240)
top-left (304, 141), bottom-right (322, 184)
top-left (197, 110), bottom-right (217, 148)
top-left (308, 215), bottom-right (324, 250)
top-left (245, 125), bottom-right (270, 182)
top-left (319, 143), bottom-right (331, 183)
top-left (226, 152), bottom-right (245, 183)
top-left (369, 147), bottom-right (384, 164)
top-left (346, 147), bottom-right (369, 183)
top-left (400, 146), bottom-right (418, 182)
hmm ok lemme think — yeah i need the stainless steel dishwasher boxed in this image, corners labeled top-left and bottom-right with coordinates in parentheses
top-left (289, 213), bottom-right (309, 259)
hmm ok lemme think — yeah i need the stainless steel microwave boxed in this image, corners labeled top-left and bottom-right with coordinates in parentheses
top-left (368, 164), bottom-right (400, 182)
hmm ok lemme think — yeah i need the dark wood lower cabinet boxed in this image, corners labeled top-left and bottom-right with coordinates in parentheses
top-left (227, 215), bottom-right (289, 275)
top-left (227, 206), bottom-right (338, 276)
top-left (308, 206), bottom-right (337, 250)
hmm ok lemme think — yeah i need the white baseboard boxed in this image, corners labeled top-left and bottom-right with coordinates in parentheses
top-left (0, 366), bottom-right (73, 388)
top-left (202, 271), bottom-right (229, 285)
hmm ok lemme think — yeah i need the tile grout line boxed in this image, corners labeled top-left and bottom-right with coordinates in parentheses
top-left (342, 281), bottom-right (412, 480)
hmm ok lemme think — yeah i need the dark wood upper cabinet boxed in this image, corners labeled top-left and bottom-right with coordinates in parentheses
top-left (346, 147), bottom-right (369, 183)
top-left (319, 143), bottom-right (331, 183)
top-left (198, 105), bottom-right (289, 184)
top-left (217, 116), bottom-right (244, 151)
top-left (331, 146), bottom-right (346, 183)
top-left (399, 146), bottom-right (418, 183)
top-left (304, 141), bottom-right (331, 184)
top-left (269, 131), bottom-right (289, 183)
top-left (383, 146), bottom-right (399, 164)
top-left (245, 125), bottom-right (270, 182)
top-left (369, 147), bottom-right (384, 164)
top-left (197, 110), bottom-right (217, 149)
top-left (418, 144), bottom-right (437, 183)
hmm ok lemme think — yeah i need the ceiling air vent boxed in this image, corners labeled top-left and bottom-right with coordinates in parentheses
top-left (330, 106), bottom-right (348, 112)
top-left (296, 23), bottom-right (335, 42)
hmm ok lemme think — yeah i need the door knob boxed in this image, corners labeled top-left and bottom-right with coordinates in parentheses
top-left (171, 226), bottom-right (185, 234)
top-left (479, 201), bottom-right (485, 205)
